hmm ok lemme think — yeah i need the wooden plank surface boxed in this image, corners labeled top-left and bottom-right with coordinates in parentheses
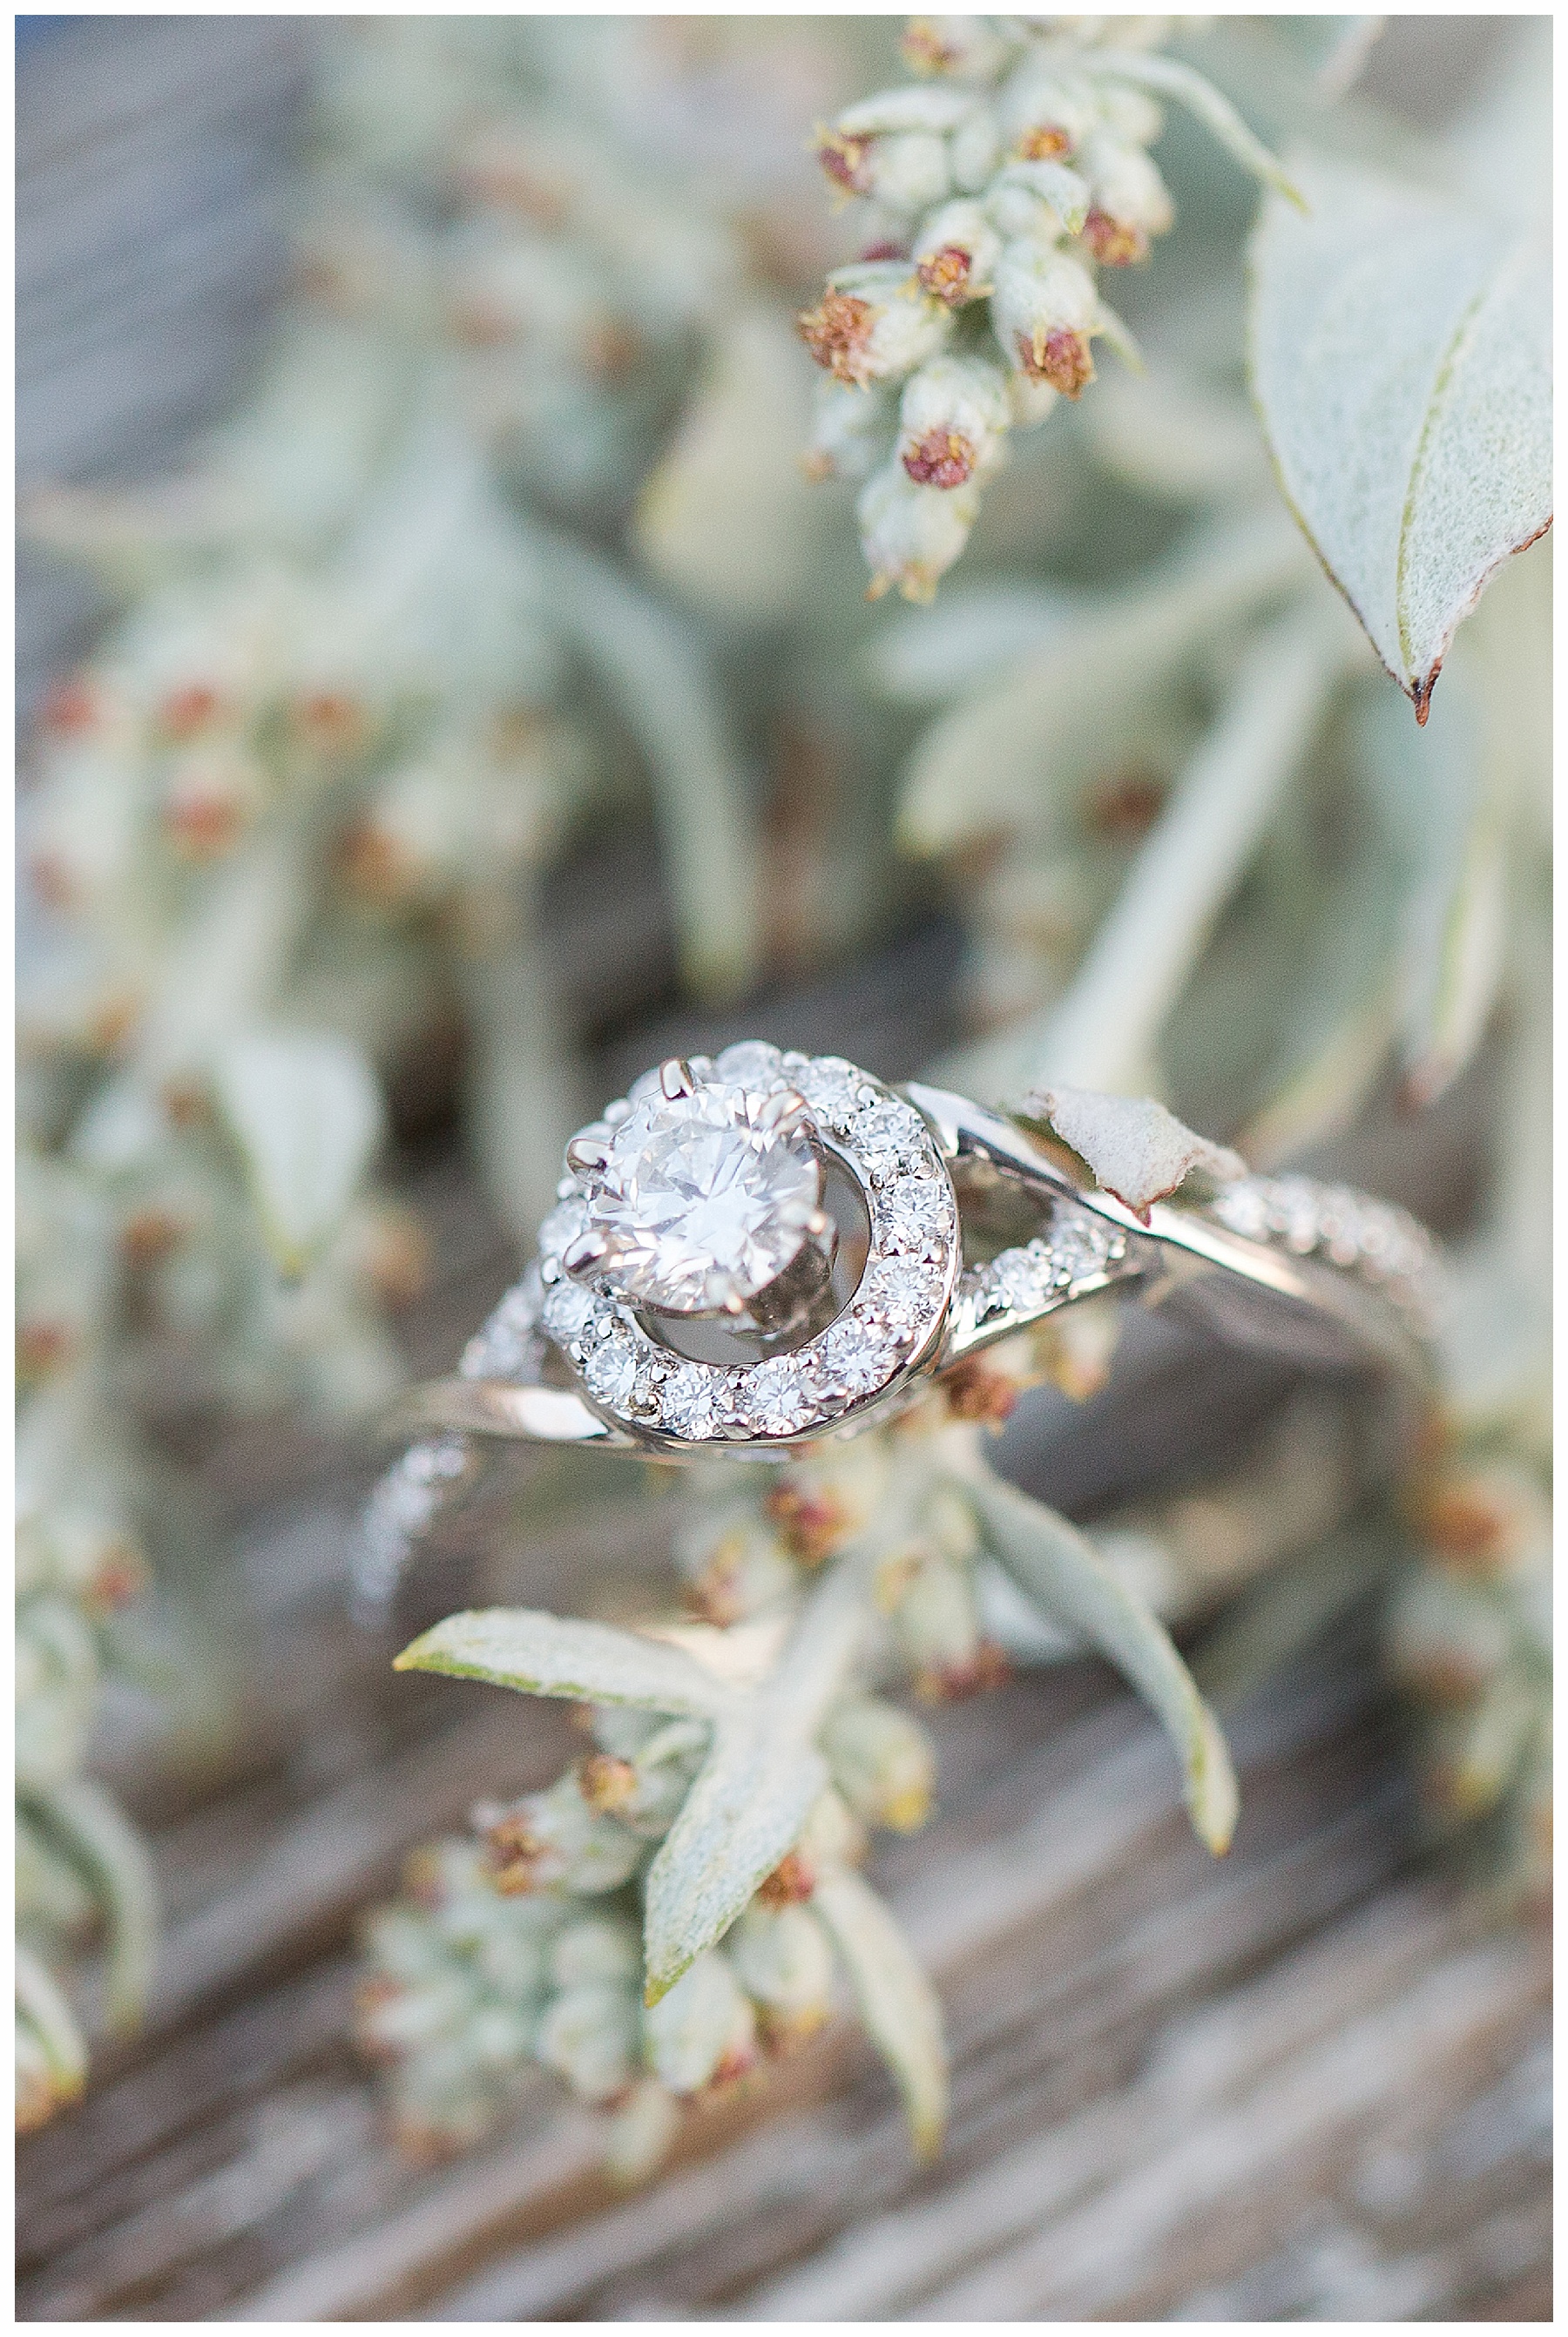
top-left (15, 17), bottom-right (1551, 2322)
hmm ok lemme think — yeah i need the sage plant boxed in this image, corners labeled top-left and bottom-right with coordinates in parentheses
top-left (17, 1032), bottom-right (408, 2129)
top-left (796, 16), bottom-right (1295, 598)
top-left (361, 1286), bottom-right (1247, 2167)
top-left (16, 16), bottom-right (786, 2129)
top-left (360, 16), bottom-right (1551, 2172)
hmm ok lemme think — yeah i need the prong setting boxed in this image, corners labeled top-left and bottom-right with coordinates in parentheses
top-left (564, 1131), bottom-right (612, 1179)
top-left (562, 1226), bottom-right (616, 1280)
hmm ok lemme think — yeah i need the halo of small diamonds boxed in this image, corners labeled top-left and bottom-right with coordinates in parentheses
top-left (537, 1047), bottom-right (959, 1449)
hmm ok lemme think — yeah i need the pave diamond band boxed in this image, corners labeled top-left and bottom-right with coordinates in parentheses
top-left (359, 1053), bottom-right (1444, 1614)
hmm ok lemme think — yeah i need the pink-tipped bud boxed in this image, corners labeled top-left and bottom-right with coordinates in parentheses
top-left (901, 15), bottom-right (1015, 83)
top-left (856, 460), bottom-right (980, 602)
top-left (896, 354), bottom-right (1010, 490)
top-left (991, 246), bottom-right (1101, 399)
top-left (797, 263), bottom-right (951, 388)
top-left (912, 197), bottom-right (1003, 306)
top-left (1078, 136), bottom-right (1173, 266)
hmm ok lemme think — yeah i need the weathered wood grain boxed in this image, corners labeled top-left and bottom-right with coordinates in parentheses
top-left (15, 17), bottom-right (1550, 2323)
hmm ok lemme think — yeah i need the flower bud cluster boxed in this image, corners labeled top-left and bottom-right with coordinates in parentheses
top-left (19, 18), bottom-right (807, 2125)
top-left (676, 1429), bottom-right (1012, 1711)
top-left (441, 110), bottom-right (740, 517)
top-left (302, 19), bottom-right (746, 517)
top-left (15, 1358), bottom-right (153, 2128)
top-left (1388, 1449), bottom-right (1551, 1909)
top-left (358, 1718), bottom-right (848, 2161)
top-left (16, 1043), bottom-right (405, 2124)
top-left (360, 1409), bottom-right (1064, 2167)
top-left (797, 17), bottom-right (1267, 597)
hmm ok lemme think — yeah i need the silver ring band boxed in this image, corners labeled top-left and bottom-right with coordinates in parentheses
top-left (359, 1050), bottom-right (1441, 1614)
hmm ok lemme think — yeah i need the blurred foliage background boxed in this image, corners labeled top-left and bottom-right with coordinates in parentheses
top-left (15, 13), bottom-right (1549, 2263)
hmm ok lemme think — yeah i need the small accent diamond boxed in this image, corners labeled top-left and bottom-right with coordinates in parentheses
top-left (994, 1245), bottom-right (1051, 1311)
top-left (864, 1256), bottom-right (943, 1327)
top-left (1211, 1182), bottom-right (1273, 1242)
top-left (796, 1056), bottom-right (874, 1131)
top-left (541, 1279), bottom-right (598, 1345)
top-left (714, 1041), bottom-right (785, 1089)
top-left (817, 1315), bottom-right (896, 1397)
top-left (851, 1098), bottom-right (932, 1181)
top-left (1050, 1211), bottom-right (1120, 1280)
top-left (538, 1196), bottom-right (589, 1263)
top-left (659, 1362), bottom-right (723, 1440)
top-left (460, 1270), bottom-right (544, 1379)
top-left (740, 1355), bottom-right (817, 1435)
top-left (875, 1179), bottom-right (952, 1256)
top-left (578, 1321), bottom-right (639, 1407)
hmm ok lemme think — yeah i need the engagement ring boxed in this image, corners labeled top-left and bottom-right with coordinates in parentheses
top-left (362, 1044), bottom-right (1441, 1613)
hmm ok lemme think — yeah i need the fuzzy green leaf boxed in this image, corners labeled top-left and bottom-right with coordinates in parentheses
top-left (950, 605), bottom-right (1347, 1102)
top-left (642, 1710), bottom-right (827, 2004)
top-left (1249, 152), bottom-right (1550, 720)
top-left (968, 1473), bottom-right (1239, 1854)
top-left (395, 1608), bottom-right (733, 1721)
top-left (1090, 50), bottom-right (1305, 206)
top-left (1024, 1087), bottom-right (1243, 1219)
top-left (542, 529), bottom-right (760, 1000)
top-left (213, 1028), bottom-right (382, 1278)
top-left (15, 1945), bottom-right (87, 2103)
top-left (897, 512), bottom-right (1308, 858)
top-left (30, 1777), bottom-right (159, 2034)
top-left (634, 304), bottom-right (828, 625)
top-left (814, 1868), bottom-right (949, 2160)
top-left (639, 1548), bottom-right (881, 1999)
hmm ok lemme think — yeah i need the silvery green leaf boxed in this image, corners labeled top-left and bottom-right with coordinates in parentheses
top-left (1402, 535), bottom-right (1549, 1103)
top-left (1240, 952), bottom-right (1399, 1171)
top-left (1249, 152), bottom-right (1551, 721)
top-left (1349, 587), bottom-right (1527, 1111)
top-left (1254, 17), bottom-right (1384, 98)
top-left (1024, 1086), bottom-right (1243, 1219)
top-left (213, 1029), bottom-right (383, 1279)
top-left (633, 305), bottom-right (828, 625)
top-left (1428, 1673), bottom-right (1542, 1817)
top-left (541, 529), bottom-right (759, 1001)
top-left (15, 1944), bottom-right (86, 2104)
top-left (642, 1707), bottom-right (827, 2004)
top-left (457, 919), bottom-right (582, 1240)
top-left (638, 1550), bottom-right (876, 2000)
top-left (1235, 825), bottom-right (1405, 1166)
top-left (395, 1608), bottom-right (733, 1721)
top-left (958, 606), bottom-right (1348, 1102)
top-left (897, 511), bottom-right (1309, 855)
top-left (32, 1777), bottom-right (159, 2034)
top-left (604, 2078), bottom-right (683, 2187)
top-left (813, 1868), bottom-right (948, 2161)
top-left (139, 827), bottom-right (316, 1081)
top-left (1093, 301), bottom-right (1145, 378)
top-left (967, 1473), bottom-right (1239, 1854)
top-left (1087, 50), bottom-right (1304, 206)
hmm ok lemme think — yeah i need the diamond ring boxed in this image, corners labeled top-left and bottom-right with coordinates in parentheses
top-left (362, 1043), bottom-right (1441, 1610)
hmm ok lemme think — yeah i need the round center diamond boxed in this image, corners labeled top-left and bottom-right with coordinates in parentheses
top-left (584, 1082), bottom-right (823, 1314)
